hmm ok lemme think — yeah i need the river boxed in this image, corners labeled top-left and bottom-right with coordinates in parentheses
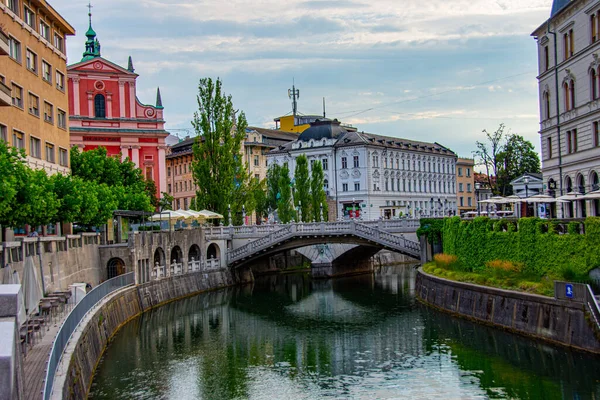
top-left (89, 265), bottom-right (600, 399)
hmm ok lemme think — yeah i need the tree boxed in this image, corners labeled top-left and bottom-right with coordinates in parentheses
top-left (0, 141), bottom-right (30, 236)
top-left (293, 155), bottom-right (312, 221)
top-left (191, 77), bottom-right (249, 222)
top-left (310, 160), bottom-right (328, 221)
top-left (277, 164), bottom-right (294, 223)
top-left (159, 192), bottom-right (174, 211)
top-left (266, 163), bottom-right (281, 214)
top-left (251, 178), bottom-right (268, 224)
top-left (473, 123), bottom-right (505, 193)
top-left (496, 134), bottom-right (541, 195)
top-left (24, 169), bottom-right (59, 228)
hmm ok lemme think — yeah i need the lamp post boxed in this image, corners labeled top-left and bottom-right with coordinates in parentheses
top-left (228, 204), bottom-right (232, 226)
top-left (352, 197), bottom-right (356, 219)
top-left (430, 198), bottom-right (434, 217)
top-left (524, 176), bottom-right (530, 217)
top-left (475, 182), bottom-right (481, 216)
top-left (298, 200), bottom-right (302, 223)
top-left (444, 199), bottom-right (448, 217)
top-left (320, 202), bottom-right (324, 221)
top-left (242, 205), bottom-right (246, 226)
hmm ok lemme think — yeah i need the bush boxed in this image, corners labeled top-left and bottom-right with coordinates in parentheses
top-left (433, 253), bottom-right (460, 270)
top-left (486, 259), bottom-right (524, 274)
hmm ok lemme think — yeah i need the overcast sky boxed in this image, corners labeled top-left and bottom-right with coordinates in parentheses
top-left (52, 0), bottom-right (554, 159)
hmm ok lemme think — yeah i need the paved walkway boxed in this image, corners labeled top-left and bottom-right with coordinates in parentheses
top-left (22, 307), bottom-right (71, 400)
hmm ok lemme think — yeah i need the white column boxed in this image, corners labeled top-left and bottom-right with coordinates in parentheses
top-left (158, 146), bottom-right (167, 195)
top-left (132, 145), bottom-right (140, 168)
top-left (87, 93), bottom-right (93, 117)
top-left (118, 81), bottom-right (126, 118)
top-left (129, 82), bottom-right (136, 118)
top-left (73, 78), bottom-right (80, 115)
top-left (106, 93), bottom-right (113, 118)
top-left (120, 146), bottom-right (128, 162)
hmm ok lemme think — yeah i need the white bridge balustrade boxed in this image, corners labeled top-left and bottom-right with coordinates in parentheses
top-left (153, 262), bottom-right (167, 280)
top-left (205, 258), bottom-right (220, 270)
top-left (188, 257), bottom-right (201, 272)
top-left (226, 221), bottom-right (421, 267)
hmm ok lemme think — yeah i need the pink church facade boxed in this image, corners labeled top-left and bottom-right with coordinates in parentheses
top-left (67, 17), bottom-right (168, 199)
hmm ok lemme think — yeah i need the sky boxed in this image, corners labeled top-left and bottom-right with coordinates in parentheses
top-left (51, 0), bottom-right (554, 159)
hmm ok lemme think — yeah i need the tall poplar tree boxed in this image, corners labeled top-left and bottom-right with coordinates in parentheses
top-left (277, 164), bottom-right (294, 223)
top-left (191, 78), bottom-right (250, 221)
top-left (266, 163), bottom-right (281, 214)
top-left (293, 155), bottom-right (312, 221)
top-left (310, 160), bottom-right (328, 221)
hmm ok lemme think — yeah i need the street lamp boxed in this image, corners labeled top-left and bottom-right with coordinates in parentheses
top-left (242, 205), bottom-right (246, 225)
top-left (298, 200), bottom-right (302, 223)
top-left (444, 199), bottom-right (448, 217)
top-left (228, 204), bottom-right (232, 226)
top-left (430, 198), bottom-right (434, 217)
top-left (523, 176), bottom-right (530, 218)
top-left (320, 202), bottom-right (324, 222)
top-left (352, 197), bottom-right (356, 219)
top-left (475, 182), bottom-right (481, 216)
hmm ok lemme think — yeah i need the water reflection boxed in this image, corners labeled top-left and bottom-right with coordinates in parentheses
top-left (90, 265), bottom-right (600, 400)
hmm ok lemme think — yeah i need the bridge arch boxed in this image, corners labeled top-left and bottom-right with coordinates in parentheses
top-left (154, 247), bottom-right (165, 267)
top-left (207, 243), bottom-right (221, 260)
top-left (107, 257), bottom-right (126, 279)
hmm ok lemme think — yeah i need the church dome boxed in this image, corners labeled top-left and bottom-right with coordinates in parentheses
top-left (298, 119), bottom-right (346, 141)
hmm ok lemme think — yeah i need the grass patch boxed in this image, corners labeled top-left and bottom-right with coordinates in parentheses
top-left (423, 255), bottom-right (557, 297)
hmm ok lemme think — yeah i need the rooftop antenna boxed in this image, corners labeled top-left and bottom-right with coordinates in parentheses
top-left (288, 79), bottom-right (299, 123)
top-left (323, 97), bottom-right (326, 118)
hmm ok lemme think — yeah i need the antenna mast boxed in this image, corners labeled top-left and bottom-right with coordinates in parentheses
top-left (288, 80), bottom-right (300, 123)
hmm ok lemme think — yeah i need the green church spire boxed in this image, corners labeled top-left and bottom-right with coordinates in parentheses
top-left (82, 2), bottom-right (101, 61)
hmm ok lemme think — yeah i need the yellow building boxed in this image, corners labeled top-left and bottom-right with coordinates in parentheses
top-left (456, 157), bottom-right (476, 215)
top-left (275, 114), bottom-right (358, 134)
top-left (243, 126), bottom-right (298, 181)
top-left (0, 0), bottom-right (75, 174)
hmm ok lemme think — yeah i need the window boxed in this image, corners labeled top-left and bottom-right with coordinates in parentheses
top-left (460, 197), bottom-right (464, 207)
top-left (44, 102), bottom-right (53, 123)
top-left (467, 183), bottom-right (472, 192)
top-left (567, 129), bottom-right (578, 153)
top-left (353, 155), bottom-right (359, 168)
top-left (354, 183), bottom-right (360, 191)
top-left (459, 183), bottom-right (464, 192)
top-left (57, 109), bottom-right (66, 129)
top-left (12, 130), bottom-right (24, 149)
top-left (26, 49), bottom-right (37, 73)
top-left (341, 157), bottom-right (347, 169)
top-left (458, 167), bottom-right (463, 176)
top-left (42, 61), bottom-right (51, 83)
top-left (342, 183), bottom-right (348, 192)
top-left (466, 168), bottom-right (471, 177)
top-left (564, 29), bottom-right (574, 60)
top-left (11, 84), bottom-right (23, 108)
top-left (594, 121), bottom-right (599, 147)
top-left (23, 6), bottom-right (35, 28)
top-left (544, 45), bottom-right (549, 72)
top-left (0, 124), bottom-right (6, 142)
top-left (167, 167), bottom-right (171, 177)
top-left (253, 155), bottom-right (259, 166)
top-left (468, 197), bottom-right (472, 207)
top-left (56, 71), bottom-right (65, 91)
top-left (45, 143), bottom-right (55, 163)
top-left (564, 81), bottom-right (575, 111)
top-left (54, 33), bottom-right (64, 53)
top-left (167, 184), bottom-right (172, 193)
top-left (593, 13), bottom-right (598, 43)
top-left (9, 36), bottom-right (21, 62)
top-left (543, 91), bottom-right (550, 120)
top-left (30, 137), bottom-right (41, 158)
top-left (7, 0), bottom-right (19, 15)
top-left (59, 148), bottom-right (68, 167)
top-left (29, 93), bottom-right (39, 116)
top-left (322, 158), bottom-right (328, 170)
top-left (39, 21), bottom-right (50, 41)
top-left (94, 94), bottom-right (106, 118)
top-left (547, 136), bottom-right (553, 158)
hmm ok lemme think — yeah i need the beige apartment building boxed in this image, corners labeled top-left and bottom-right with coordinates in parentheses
top-left (456, 157), bottom-right (476, 215)
top-left (1, 0), bottom-right (75, 174)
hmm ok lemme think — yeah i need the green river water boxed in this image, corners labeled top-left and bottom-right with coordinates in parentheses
top-left (89, 265), bottom-right (600, 399)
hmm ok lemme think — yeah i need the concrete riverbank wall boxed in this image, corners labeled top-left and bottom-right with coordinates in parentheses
top-left (416, 269), bottom-right (600, 354)
top-left (53, 268), bottom-right (234, 400)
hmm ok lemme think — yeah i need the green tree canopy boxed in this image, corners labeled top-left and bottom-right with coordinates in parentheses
top-left (277, 164), bottom-right (294, 223)
top-left (310, 160), bottom-right (328, 222)
top-left (0, 141), bottom-right (30, 230)
top-left (266, 163), bottom-right (281, 214)
top-left (294, 155), bottom-right (312, 222)
top-left (191, 77), bottom-right (250, 222)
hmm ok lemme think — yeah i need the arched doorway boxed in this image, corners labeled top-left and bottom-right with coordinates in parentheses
top-left (207, 243), bottom-right (220, 259)
top-left (170, 246), bottom-right (183, 274)
top-left (107, 258), bottom-right (125, 279)
top-left (188, 244), bottom-right (201, 272)
top-left (576, 174), bottom-right (586, 217)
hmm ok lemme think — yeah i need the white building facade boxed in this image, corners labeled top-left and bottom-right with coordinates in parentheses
top-left (532, 0), bottom-right (600, 217)
top-left (267, 120), bottom-right (458, 220)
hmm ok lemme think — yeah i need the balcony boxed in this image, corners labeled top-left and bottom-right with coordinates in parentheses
top-left (0, 29), bottom-right (8, 56)
top-left (0, 81), bottom-right (11, 107)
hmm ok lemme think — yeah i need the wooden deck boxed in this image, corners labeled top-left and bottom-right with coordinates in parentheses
top-left (22, 308), bottom-right (70, 400)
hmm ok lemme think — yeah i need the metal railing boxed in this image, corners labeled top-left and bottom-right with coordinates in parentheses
top-left (585, 284), bottom-right (600, 332)
top-left (42, 272), bottom-right (135, 400)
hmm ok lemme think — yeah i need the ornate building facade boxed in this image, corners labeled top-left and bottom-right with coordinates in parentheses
top-left (532, 0), bottom-right (600, 217)
top-left (1, 0), bottom-right (75, 174)
top-left (267, 119), bottom-right (458, 220)
top-left (67, 13), bottom-right (168, 197)
top-left (456, 157), bottom-right (476, 215)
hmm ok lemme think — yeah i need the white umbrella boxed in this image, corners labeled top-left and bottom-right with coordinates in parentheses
top-left (148, 210), bottom-right (189, 222)
top-left (197, 209), bottom-right (224, 219)
top-left (479, 196), bottom-right (508, 204)
top-left (583, 189), bottom-right (600, 199)
top-left (22, 256), bottom-right (43, 313)
top-left (526, 194), bottom-right (567, 203)
top-left (557, 191), bottom-right (583, 201)
top-left (174, 209), bottom-right (205, 220)
top-left (2, 264), bottom-right (20, 285)
top-left (505, 195), bottom-right (524, 203)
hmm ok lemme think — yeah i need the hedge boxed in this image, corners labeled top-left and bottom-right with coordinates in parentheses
top-left (439, 217), bottom-right (600, 276)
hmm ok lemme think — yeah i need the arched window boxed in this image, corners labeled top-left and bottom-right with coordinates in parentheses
top-left (563, 82), bottom-right (570, 110)
top-left (570, 79), bottom-right (576, 109)
top-left (94, 94), bottom-right (106, 118)
top-left (543, 91), bottom-right (550, 120)
top-left (592, 69), bottom-right (598, 100)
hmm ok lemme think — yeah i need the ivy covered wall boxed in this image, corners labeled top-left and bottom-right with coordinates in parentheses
top-left (441, 217), bottom-right (600, 275)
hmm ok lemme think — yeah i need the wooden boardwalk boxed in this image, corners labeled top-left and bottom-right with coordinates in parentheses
top-left (22, 309), bottom-right (70, 400)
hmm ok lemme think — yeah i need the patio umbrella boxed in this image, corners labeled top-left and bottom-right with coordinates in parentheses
top-left (504, 195), bottom-right (524, 203)
top-left (22, 256), bottom-right (43, 313)
top-left (526, 194), bottom-right (567, 203)
top-left (2, 264), bottom-right (20, 285)
top-left (557, 191), bottom-right (583, 201)
top-left (174, 209), bottom-right (206, 220)
top-left (148, 210), bottom-right (189, 222)
top-left (583, 189), bottom-right (600, 199)
top-left (197, 209), bottom-right (224, 219)
top-left (480, 196), bottom-right (508, 204)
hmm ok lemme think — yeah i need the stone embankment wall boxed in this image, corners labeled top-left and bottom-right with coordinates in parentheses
top-left (416, 269), bottom-right (600, 354)
top-left (56, 269), bottom-right (234, 400)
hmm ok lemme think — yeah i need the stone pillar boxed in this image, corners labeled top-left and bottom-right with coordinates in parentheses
top-left (106, 92), bottom-right (113, 118)
top-left (131, 145), bottom-right (140, 168)
top-left (0, 285), bottom-right (25, 400)
top-left (87, 92), bottom-right (93, 118)
top-left (118, 81), bottom-right (126, 118)
top-left (157, 146), bottom-right (167, 195)
top-left (72, 77), bottom-right (80, 115)
top-left (129, 82), bottom-right (136, 118)
top-left (120, 146), bottom-right (129, 162)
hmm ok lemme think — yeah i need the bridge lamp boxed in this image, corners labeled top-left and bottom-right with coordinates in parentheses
top-left (475, 182), bottom-right (481, 216)
top-left (228, 204), bottom-right (232, 226)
